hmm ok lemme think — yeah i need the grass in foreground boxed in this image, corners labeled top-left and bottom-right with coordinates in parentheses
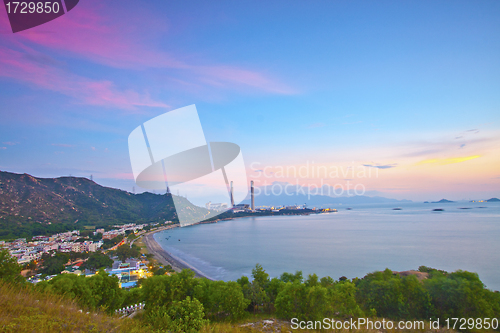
top-left (0, 281), bottom-right (148, 333)
top-left (0, 280), bottom-right (462, 333)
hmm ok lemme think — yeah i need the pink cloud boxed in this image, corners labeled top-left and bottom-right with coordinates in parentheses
top-left (11, 3), bottom-right (185, 70)
top-left (199, 66), bottom-right (297, 95)
top-left (0, 47), bottom-right (168, 111)
top-left (0, 0), bottom-right (295, 96)
top-left (51, 143), bottom-right (74, 147)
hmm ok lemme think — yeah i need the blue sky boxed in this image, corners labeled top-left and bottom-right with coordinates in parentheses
top-left (0, 0), bottom-right (499, 201)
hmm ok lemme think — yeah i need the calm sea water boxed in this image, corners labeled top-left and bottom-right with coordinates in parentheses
top-left (154, 202), bottom-right (500, 291)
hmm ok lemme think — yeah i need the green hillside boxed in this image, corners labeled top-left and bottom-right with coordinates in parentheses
top-left (0, 171), bottom-right (208, 239)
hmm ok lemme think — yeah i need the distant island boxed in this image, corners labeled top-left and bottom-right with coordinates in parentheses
top-left (469, 197), bottom-right (499, 203)
top-left (431, 199), bottom-right (454, 203)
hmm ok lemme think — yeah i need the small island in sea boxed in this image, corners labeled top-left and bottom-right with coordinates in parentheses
top-left (431, 199), bottom-right (454, 203)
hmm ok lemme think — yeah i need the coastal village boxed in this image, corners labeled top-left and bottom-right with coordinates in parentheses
top-left (0, 221), bottom-right (175, 288)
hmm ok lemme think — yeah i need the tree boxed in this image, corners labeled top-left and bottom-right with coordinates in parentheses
top-left (91, 232), bottom-right (102, 242)
top-left (87, 269), bottom-right (124, 313)
top-left (320, 276), bottom-right (335, 287)
top-left (330, 280), bottom-right (365, 318)
top-left (122, 287), bottom-right (143, 307)
top-left (68, 251), bottom-right (88, 262)
top-left (141, 269), bottom-right (198, 309)
top-left (0, 249), bottom-right (24, 284)
top-left (115, 244), bottom-right (140, 262)
top-left (252, 263), bottom-right (269, 288)
top-left (305, 273), bottom-right (319, 287)
top-left (424, 270), bottom-right (499, 319)
top-left (356, 269), bottom-right (406, 319)
top-left (248, 281), bottom-right (269, 313)
top-left (401, 275), bottom-right (432, 319)
top-left (79, 230), bottom-right (92, 238)
top-left (36, 269), bottom-right (123, 314)
top-left (280, 270), bottom-right (303, 283)
top-left (37, 274), bottom-right (94, 308)
top-left (304, 285), bottom-right (333, 321)
top-left (266, 277), bottom-right (285, 308)
top-left (356, 268), bottom-right (431, 320)
top-left (81, 252), bottom-right (113, 272)
top-left (154, 267), bottom-right (168, 275)
top-left (40, 252), bottom-right (69, 275)
top-left (247, 264), bottom-right (272, 312)
top-left (194, 279), bottom-right (249, 319)
top-left (275, 281), bottom-right (307, 319)
top-left (26, 260), bottom-right (37, 275)
top-left (146, 296), bottom-right (207, 333)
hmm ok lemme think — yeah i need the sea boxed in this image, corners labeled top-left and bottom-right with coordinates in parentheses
top-left (154, 201), bottom-right (500, 291)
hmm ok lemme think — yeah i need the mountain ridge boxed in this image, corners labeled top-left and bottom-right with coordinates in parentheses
top-left (0, 171), bottom-right (207, 239)
top-left (241, 184), bottom-right (411, 207)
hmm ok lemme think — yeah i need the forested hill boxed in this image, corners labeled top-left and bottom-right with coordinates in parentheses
top-left (0, 171), bottom-right (207, 239)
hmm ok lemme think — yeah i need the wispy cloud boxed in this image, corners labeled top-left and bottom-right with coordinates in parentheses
top-left (2, 142), bottom-right (19, 145)
top-left (51, 143), bottom-right (75, 148)
top-left (363, 163), bottom-right (397, 169)
top-left (402, 148), bottom-right (447, 158)
top-left (0, 48), bottom-right (168, 111)
top-left (0, 147), bottom-right (6, 150)
top-left (455, 128), bottom-right (480, 139)
top-left (198, 66), bottom-right (296, 95)
top-left (416, 155), bottom-right (481, 166)
top-left (0, 1), bottom-right (295, 97)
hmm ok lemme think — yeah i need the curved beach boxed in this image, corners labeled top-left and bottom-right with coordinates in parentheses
top-left (142, 226), bottom-right (214, 280)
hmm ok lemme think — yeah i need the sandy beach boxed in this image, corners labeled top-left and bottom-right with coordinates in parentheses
top-left (142, 225), bottom-right (214, 280)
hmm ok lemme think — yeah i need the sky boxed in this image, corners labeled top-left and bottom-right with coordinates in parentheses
top-left (0, 0), bottom-right (499, 201)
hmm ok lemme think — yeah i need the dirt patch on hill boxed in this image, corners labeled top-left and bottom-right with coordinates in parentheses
top-left (393, 270), bottom-right (429, 281)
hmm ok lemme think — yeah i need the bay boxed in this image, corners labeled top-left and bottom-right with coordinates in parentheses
top-left (154, 201), bottom-right (500, 290)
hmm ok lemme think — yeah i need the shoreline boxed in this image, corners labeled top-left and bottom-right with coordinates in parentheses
top-left (141, 212), bottom-right (319, 281)
top-left (142, 225), bottom-right (214, 280)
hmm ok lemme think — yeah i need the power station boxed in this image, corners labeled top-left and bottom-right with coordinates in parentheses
top-left (230, 181), bottom-right (235, 207)
top-left (251, 180), bottom-right (255, 211)
top-left (228, 180), bottom-right (255, 212)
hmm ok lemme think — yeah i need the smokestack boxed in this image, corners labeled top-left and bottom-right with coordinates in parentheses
top-left (230, 181), bottom-right (235, 207)
top-left (251, 180), bottom-right (255, 211)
